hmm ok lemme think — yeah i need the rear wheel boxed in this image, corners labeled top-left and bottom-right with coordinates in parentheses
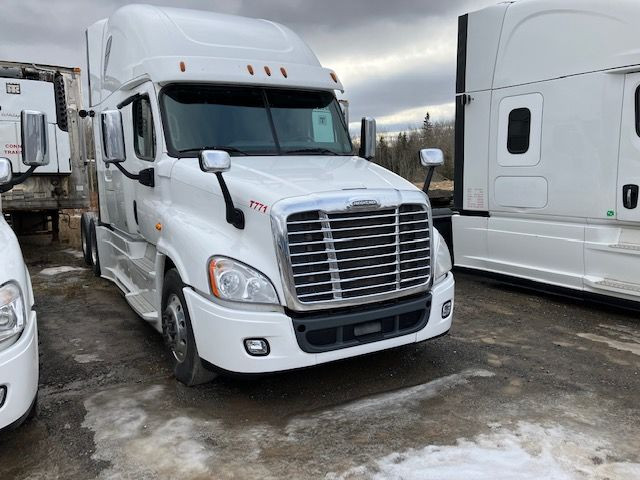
top-left (89, 218), bottom-right (101, 277)
top-left (162, 269), bottom-right (216, 386)
top-left (80, 212), bottom-right (95, 266)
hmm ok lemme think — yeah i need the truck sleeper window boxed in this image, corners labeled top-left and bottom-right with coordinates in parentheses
top-left (507, 108), bottom-right (531, 154)
top-left (160, 85), bottom-right (353, 157)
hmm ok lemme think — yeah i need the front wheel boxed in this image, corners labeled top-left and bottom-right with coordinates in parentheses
top-left (162, 269), bottom-right (216, 386)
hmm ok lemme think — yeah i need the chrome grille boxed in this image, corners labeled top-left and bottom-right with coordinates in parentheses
top-left (286, 204), bottom-right (431, 305)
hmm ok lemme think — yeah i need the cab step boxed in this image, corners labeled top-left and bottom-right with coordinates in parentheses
top-left (586, 277), bottom-right (640, 296)
top-left (125, 291), bottom-right (158, 321)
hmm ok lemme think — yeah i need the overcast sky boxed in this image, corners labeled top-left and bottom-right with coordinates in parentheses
top-left (0, 0), bottom-right (495, 133)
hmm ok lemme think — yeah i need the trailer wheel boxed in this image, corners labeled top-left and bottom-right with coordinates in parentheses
top-left (81, 212), bottom-right (95, 266)
top-left (89, 218), bottom-right (101, 277)
top-left (161, 269), bottom-right (217, 386)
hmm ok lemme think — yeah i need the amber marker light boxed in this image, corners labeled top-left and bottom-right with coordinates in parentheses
top-left (179, 61), bottom-right (186, 72)
top-left (280, 67), bottom-right (288, 78)
top-left (208, 259), bottom-right (220, 297)
top-left (330, 72), bottom-right (338, 83)
top-left (247, 65), bottom-right (255, 75)
top-left (155, 223), bottom-right (162, 231)
top-left (264, 66), bottom-right (272, 76)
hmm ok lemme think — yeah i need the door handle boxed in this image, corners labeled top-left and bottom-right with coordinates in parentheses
top-left (623, 184), bottom-right (639, 209)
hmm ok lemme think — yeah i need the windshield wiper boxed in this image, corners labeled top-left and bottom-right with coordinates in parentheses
top-left (283, 148), bottom-right (342, 156)
top-left (177, 146), bottom-right (250, 156)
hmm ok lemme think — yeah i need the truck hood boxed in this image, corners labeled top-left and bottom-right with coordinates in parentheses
top-left (172, 155), bottom-right (419, 209)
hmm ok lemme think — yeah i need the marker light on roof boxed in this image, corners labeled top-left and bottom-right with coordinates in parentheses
top-left (264, 66), bottom-right (272, 76)
top-left (247, 65), bottom-right (255, 75)
top-left (280, 67), bottom-right (288, 78)
top-left (179, 61), bottom-right (186, 72)
top-left (330, 72), bottom-right (338, 83)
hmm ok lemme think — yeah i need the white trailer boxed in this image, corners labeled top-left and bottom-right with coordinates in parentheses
top-left (0, 62), bottom-right (89, 239)
top-left (452, 0), bottom-right (640, 307)
top-left (72, 5), bottom-right (454, 385)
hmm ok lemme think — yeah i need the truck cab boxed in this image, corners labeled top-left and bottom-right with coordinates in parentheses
top-left (83, 5), bottom-right (454, 385)
top-left (0, 111), bottom-right (49, 429)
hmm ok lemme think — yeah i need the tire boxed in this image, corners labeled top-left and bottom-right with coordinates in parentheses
top-left (80, 212), bottom-right (95, 266)
top-left (89, 218), bottom-right (101, 277)
top-left (161, 269), bottom-right (216, 386)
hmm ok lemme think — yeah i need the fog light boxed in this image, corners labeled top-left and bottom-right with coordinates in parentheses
top-left (0, 386), bottom-right (6, 408)
top-left (244, 338), bottom-right (270, 356)
top-left (441, 301), bottom-right (452, 319)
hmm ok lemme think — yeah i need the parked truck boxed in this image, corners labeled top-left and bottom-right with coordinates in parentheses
top-left (0, 61), bottom-right (89, 239)
top-left (67, 5), bottom-right (455, 385)
top-left (0, 112), bottom-right (50, 430)
top-left (452, 0), bottom-right (640, 308)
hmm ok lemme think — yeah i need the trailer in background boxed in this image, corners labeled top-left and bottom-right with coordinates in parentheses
top-left (0, 61), bottom-right (92, 240)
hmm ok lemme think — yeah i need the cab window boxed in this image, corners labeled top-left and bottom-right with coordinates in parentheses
top-left (133, 96), bottom-right (156, 161)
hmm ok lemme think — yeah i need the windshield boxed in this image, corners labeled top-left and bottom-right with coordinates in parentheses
top-left (160, 85), bottom-right (354, 157)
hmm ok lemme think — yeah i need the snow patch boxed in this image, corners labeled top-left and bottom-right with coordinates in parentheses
top-left (73, 353), bottom-right (102, 364)
top-left (62, 248), bottom-right (85, 259)
top-left (39, 266), bottom-right (85, 276)
top-left (83, 385), bottom-right (214, 479)
top-left (329, 422), bottom-right (640, 480)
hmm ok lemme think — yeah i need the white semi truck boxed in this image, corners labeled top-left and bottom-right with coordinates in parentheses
top-left (69, 5), bottom-right (454, 385)
top-left (0, 112), bottom-right (50, 429)
top-left (452, 0), bottom-right (640, 307)
top-left (0, 61), bottom-right (89, 240)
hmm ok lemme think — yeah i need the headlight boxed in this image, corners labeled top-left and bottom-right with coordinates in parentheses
top-left (433, 230), bottom-right (452, 284)
top-left (208, 257), bottom-right (279, 305)
top-left (0, 282), bottom-right (26, 342)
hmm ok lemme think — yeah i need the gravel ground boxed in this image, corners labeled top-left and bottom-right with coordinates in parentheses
top-left (0, 243), bottom-right (639, 479)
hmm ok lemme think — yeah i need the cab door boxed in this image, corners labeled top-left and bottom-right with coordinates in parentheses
top-left (122, 81), bottom-right (163, 244)
top-left (617, 73), bottom-right (640, 223)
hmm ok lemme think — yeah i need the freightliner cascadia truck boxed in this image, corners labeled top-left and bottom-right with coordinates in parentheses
top-left (70, 5), bottom-right (454, 385)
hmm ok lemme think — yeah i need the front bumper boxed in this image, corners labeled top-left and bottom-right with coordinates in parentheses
top-left (0, 310), bottom-right (38, 430)
top-left (184, 273), bottom-right (454, 374)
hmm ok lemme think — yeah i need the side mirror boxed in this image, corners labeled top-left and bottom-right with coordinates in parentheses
top-left (419, 148), bottom-right (444, 167)
top-left (0, 158), bottom-right (12, 185)
top-left (100, 110), bottom-right (126, 164)
top-left (359, 117), bottom-right (376, 160)
top-left (199, 150), bottom-right (231, 173)
top-left (21, 110), bottom-right (49, 167)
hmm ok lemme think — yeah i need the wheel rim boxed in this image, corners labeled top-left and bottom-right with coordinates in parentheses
top-left (90, 233), bottom-right (97, 266)
top-left (81, 228), bottom-right (88, 257)
top-left (164, 294), bottom-right (188, 363)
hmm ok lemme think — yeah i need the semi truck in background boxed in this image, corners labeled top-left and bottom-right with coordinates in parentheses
top-left (0, 112), bottom-right (51, 430)
top-left (0, 61), bottom-right (90, 240)
top-left (70, 5), bottom-right (454, 385)
top-left (451, 0), bottom-right (640, 308)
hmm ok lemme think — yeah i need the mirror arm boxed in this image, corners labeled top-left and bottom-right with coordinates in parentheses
top-left (112, 162), bottom-right (140, 181)
top-left (0, 166), bottom-right (37, 194)
top-left (422, 167), bottom-right (436, 194)
top-left (215, 172), bottom-right (245, 230)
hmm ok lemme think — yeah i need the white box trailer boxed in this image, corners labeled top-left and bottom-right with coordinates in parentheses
top-left (452, 0), bottom-right (640, 307)
top-left (0, 62), bottom-right (90, 239)
top-left (74, 5), bottom-right (454, 385)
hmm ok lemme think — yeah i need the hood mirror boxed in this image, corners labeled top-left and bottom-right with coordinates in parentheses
top-left (0, 158), bottom-right (12, 186)
top-left (199, 150), bottom-right (231, 173)
top-left (419, 148), bottom-right (444, 194)
top-left (21, 110), bottom-right (49, 167)
top-left (199, 150), bottom-right (244, 230)
top-left (420, 148), bottom-right (444, 167)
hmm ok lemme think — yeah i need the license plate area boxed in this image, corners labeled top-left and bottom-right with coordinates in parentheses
top-left (354, 321), bottom-right (382, 337)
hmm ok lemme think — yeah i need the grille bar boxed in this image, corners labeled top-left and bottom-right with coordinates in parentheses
top-left (285, 203), bottom-right (431, 305)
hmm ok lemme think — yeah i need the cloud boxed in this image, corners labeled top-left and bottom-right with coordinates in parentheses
top-left (0, 0), bottom-right (495, 127)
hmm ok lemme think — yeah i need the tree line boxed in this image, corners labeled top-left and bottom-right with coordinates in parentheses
top-left (372, 113), bottom-right (455, 183)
